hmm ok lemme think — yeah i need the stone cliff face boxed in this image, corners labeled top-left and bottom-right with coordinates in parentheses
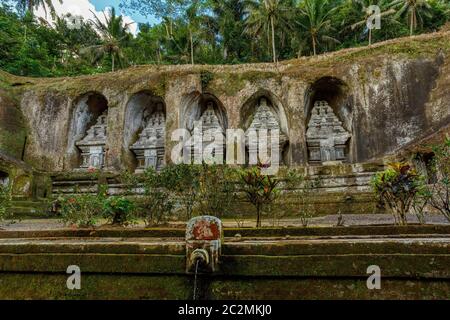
top-left (1, 32), bottom-right (449, 174)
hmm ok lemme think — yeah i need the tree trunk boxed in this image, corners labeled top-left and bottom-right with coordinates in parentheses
top-left (312, 35), bottom-right (317, 56)
top-left (410, 12), bottom-right (414, 36)
top-left (369, 28), bottom-right (372, 46)
top-left (270, 16), bottom-right (276, 63)
top-left (190, 29), bottom-right (194, 65)
top-left (111, 54), bottom-right (115, 72)
top-left (256, 203), bottom-right (261, 228)
top-left (28, 0), bottom-right (34, 15)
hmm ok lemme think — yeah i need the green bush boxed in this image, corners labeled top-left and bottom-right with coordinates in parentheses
top-left (139, 167), bottom-right (176, 226)
top-left (161, 164), bottom-right (202, 220)
top-left (197, 164), bottom-right (239, 218)
top-left (372, 163), bottom-right (425, 225)
top-left (103, 196), bottom-right (136, 226)
top-left (58, 185), bottom-right (107, 228)
top-left (426, 137), bottom-right (450, 221)
top-left (0, 184), bottom-right (11, 221)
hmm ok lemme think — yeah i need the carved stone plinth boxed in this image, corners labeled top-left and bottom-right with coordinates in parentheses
top-left (245, 98), bottom-right (288, 165)
top-left (189, 102), bottom-right (226, 164)
top-left (76, 112), bottom-right (108, 169)
top-left (306, 101), bottom-right (351, 164)
top-left (130, 105), bottom-right (165, 172)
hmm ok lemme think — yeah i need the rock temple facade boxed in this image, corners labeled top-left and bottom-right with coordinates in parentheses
top-left (0, 32), bottom-right (449, 212)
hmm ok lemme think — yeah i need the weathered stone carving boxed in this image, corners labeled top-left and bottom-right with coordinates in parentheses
top-left (245, 97), bottom-right (288, 164)
top-left (306, 101), bottom-right (351, 164)
top-left (190, 102), bottom-right (226, 163)
top-left (76, 111), bottom-right (108, 169)
top-left (130, 103), bottom-right (166, 172)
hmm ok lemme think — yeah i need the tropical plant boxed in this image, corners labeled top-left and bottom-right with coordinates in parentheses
top-left (14, 0), bottom-right (62, 17)
top-left (82, 7), bottom-right (133, 71)
top-left (239, 164), bottom-right (281, 228)
top-left (372, 162), bottom-right (424, 225)
top-left (390, 0), bottom-right (432, 36)
top-left (103, 196), bottom-right (136, 225)
top-left (298, 0), bottom-right (340, 56)
top-left (425, 137), bottom-right (450, 221)
top-left (244, 0), bottom-right (293, 63)
top-left (350, 0), bottom-right (397, 45)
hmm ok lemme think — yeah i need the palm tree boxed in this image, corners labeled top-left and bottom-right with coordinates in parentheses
top-left (83, 8), bottom-right (133, 72)
top-left (298, 0), bottom-right (340, 56)
top-left (390, 0), bottom-right (432, 36)
top-left (15, 0), bottom-right (62, 18)
top-left (244, 0), bottom-right (293, 63)
top-left (186, 1), bottom-right (202, 65)
top-left (351, 0), bottom-right (397, 45)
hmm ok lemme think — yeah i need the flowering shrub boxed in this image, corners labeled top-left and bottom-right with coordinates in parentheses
top-left (372, 163), bottom-right (424, 225)
top-left (58, 185), bottom-right (107, 228)
top-left (103, 196), bottom-right (136, 225)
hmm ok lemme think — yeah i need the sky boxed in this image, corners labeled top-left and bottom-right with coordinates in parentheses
top-left (31, 0), bottom-right (159, 35)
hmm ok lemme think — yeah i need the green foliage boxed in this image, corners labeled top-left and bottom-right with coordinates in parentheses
top-left (0, 184), bottom-right (12, 221)
top-left (139, 167), bottom-right (176, 226)
top-left (161, 163), bottom-right (202, 220)
top-left (57, 185), bottom-right (108, 228)
top-left (197, 164), bottom-right (239, 217)
top-left (372, 162), bottom-right (425, 225)
top-left (81, 7), bottom-right (133, 72)
top-left (200, 70), bottom-right (214, 90)
top-left (102, 196), bottom-right (136, 225)
top-left (426, 137), bottom-right (450, 221)
top-left (1, 1), bottom-right (449, 77)
top-left (239, 164), bottom-right (281, 228)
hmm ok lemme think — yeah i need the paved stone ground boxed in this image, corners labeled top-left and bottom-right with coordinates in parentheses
top-left (0, 214), bottom-right (448, 231)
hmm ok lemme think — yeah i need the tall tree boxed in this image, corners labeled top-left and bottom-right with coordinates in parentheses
top-left (350, 0), bottom-right (396, 45)
top-left (390, 0), bottom-right (432, 36)
top-left (298, 0), bottom-right (340, 56)
top-left (244, 0), bottom-right (293, 63)
top-left (14, 0), bottom-right (62, 18)
top-left (82, 8), bottom-right (133, 72)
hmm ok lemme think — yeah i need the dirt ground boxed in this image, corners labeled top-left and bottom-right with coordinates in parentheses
top-left (1, 214), bottom-right (449, 231)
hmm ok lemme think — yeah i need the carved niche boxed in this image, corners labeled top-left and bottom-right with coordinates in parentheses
top-left (192, 102), bottom-right (226, 163)
top-left (76, 111), bottom-right (108, 169)
top-left (130, 103), bottom-right (166, 172)
top-left (306, 101), bottom-right (351, 164)
top-left (245, 97), bottom-right (288, 165)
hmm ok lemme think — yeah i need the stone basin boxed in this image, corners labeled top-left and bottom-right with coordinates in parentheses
top-left (0, 225), bottom-right (449, 300)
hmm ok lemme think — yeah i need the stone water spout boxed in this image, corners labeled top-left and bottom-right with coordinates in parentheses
top-left (186, 216), bottom-right (223, 273)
